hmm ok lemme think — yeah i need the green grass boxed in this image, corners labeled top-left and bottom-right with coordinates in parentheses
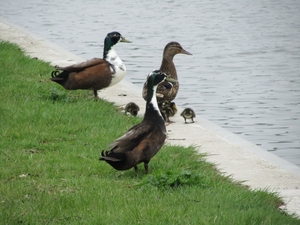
top-left (0, 40), bottom-right (299, 224)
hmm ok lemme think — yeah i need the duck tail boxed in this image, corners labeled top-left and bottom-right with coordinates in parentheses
top-left (99, 150), bottom-right (126, 162)
top-left (50, 70), bottom-right (69, 86)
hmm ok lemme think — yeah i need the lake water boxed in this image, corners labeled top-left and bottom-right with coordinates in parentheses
top-left (1, 0), bottom-right (299, 166)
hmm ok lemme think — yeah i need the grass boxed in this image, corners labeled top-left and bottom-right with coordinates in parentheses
top-left (0, 40), bottom-right (299, 224)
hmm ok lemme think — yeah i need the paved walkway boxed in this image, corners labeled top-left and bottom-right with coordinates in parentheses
top-left (1, 19), bottom-right (299, 217)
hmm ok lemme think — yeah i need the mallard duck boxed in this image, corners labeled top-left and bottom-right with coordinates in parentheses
top-left (50, 31), bottom-right (131, 99)
top-left (142, 42), bottom-right (192, 104)
top-left (100, 70), bottom-right (177, 173)
top-left (180, 108), bottom-right (196, 123)
top-left (124, 102), bottom-right (140, 116)
top-left (160, 101), bottom-right (177, 123)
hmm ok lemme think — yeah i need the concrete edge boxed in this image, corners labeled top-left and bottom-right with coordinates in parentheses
top-left (196, 116), bottom-right (300, 176)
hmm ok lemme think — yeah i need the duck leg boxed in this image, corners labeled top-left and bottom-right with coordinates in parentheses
top-left (165, 116), bottom-right (171, 123)
top-left (144, 161), bottom-right (149, 174)
top-left (93, 90), bottom-right (99, 100)
top-left (134, 165), bottom-right (138, 172)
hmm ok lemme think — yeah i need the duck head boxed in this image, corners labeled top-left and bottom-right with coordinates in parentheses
top-left (163, 42), bottom-right (192, 58)
top-left (103, 31), bottom-right (131, 58)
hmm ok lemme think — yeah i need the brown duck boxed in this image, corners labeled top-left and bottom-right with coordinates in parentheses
top-left (50, 31), bottom-right (131, 98)
top-left (100, 70), bottom-right (177, 173)
top-left (142, 42), bottom-right (192, 111)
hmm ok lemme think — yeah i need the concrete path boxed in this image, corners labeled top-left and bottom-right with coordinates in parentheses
top-left (1, 19), bottom-right (299, 218)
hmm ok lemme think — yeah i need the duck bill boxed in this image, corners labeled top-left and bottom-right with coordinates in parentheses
top-left (120, 36), bottom-right (131, 43)
top-left (165, 77), bottom-right (178, 83)
top-left (181, 48), bottom-right (192, 55)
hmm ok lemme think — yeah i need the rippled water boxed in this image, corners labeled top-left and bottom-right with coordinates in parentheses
top-left (1, 0), bottom-right (299, 166)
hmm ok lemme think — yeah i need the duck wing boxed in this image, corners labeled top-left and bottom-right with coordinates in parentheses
top-left (101, 122), bottom-right (166, 166)
top-left (55, 58), bottom-right (107, 72)
top-left (105, 122), bottom-right (155, 154)
top-left (156, 82), bottom-right (179, 102)
top-left (142, 80), bottom-right (178, 102)
top-left (51, 58), bottom-right (113, 90)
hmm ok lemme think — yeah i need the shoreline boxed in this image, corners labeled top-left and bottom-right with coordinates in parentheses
top-left (1, 19), bottom-right (299, 217)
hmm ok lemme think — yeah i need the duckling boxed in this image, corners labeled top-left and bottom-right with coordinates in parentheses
top-left (51, 31), bottom-right (131, 99)
top-left (124, 102), bottom-right (140, 117)
top-left (180, 108), bottom-right (196, 123)
top-left (100, 70), bottom-right (177, 173)
top-left (142, 42), bottom-right (192, 107)
top-left (160, 101), bottom-right (178, 123)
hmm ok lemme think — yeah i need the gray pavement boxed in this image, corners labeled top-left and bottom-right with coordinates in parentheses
top-left (1, 19), bottom-right (299, 218)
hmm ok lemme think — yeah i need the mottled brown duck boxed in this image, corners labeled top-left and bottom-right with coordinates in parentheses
top-left (50, 31), bottom-right (130, 99)
top-left (100, 70), bottom-right (177, 173)
top-left (142, 42), bottom-right (192, 120)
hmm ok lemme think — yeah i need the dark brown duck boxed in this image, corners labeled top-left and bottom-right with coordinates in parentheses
top-left (100, 70), bottom-right (177, 173)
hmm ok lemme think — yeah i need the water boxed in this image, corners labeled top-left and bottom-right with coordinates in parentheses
top-left (1, 0), bottom-right (299, 166)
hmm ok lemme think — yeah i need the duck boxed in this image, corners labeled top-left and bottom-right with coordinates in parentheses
top-left (100, 70), bottom-right (177, 173)
top-left (160, 101), bottom-right (178, 123)
top-left (50, 31), bottom-right (131, 99)
top-left (124, 102), bottom-right (140, 117)
top-left (180, 108), bottom-right (196, 123)
top-left (142, 42), bottom-right (192, 121)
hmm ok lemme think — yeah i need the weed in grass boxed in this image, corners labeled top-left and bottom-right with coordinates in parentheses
top-left (135, 169), bottom-right (206, 188)
top-left (48, 87), bottom-right (70, 102)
